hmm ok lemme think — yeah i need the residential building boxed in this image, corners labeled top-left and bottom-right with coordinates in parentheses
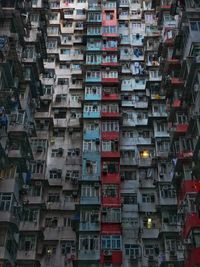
top-left (0, 0), bottom-right (199, 267)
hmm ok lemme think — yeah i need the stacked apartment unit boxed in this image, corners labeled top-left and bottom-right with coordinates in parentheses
top-left (0, 0), bottom-right (48, 267)
top-left (159, 0), bottom-right (200, 267)
top-left (0, 0), bottom-right (200, 267)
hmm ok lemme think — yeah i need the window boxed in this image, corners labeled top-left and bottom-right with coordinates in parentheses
top-left (83, 140), bottom-right (99, 152)
top-left (157, 122), bottom-right (167, 132)
top-left (0, 193), bottom-right (12, 211)
top-left (30, 161), bottom-right (45, 174)
top-left (49, 169), bottom-right (62, 179)
top-left (30, 14), bottom-right (39, 23)
top-left (61, 241), bottom-right (75, 255)
top-left (122, 193), bottom-right (137, 204)
top-left (67, 148), bottom-right (80, 157)
top-left (102, 185), bottom-right (118, 198)
top-left (80, 210), bottom-right (99, 223)
top-left (102, 140), bottom-right (118, 152)
top-left (51, 148), bottom-right (64, 157)
top-left (23, 209), bottom-right (38, 223)
top-left (121, 171), bottom-right (137, 180)
top-left (125, 244), bottom-right (140, 258)
top-left (85, 160), bottom-right (97, 175)
top-left (81, 185), bottom-right (99, 198)
top-left (161, 185), bottom-right (176, 198)
top-left (48, 193), bottom-right (60, 202)
top-left (102, 161), bottom-right (119, 174)
top-left (19, 235), bottom-right (36, 251)
top-left (45, 217), bottom-right (58, 228)
top-left (101, 235), bottom-right (121, 250)
top-left (102, 208), bottom-right (121, 223)
top-left (79, 235), bottom-right (99, 250)
top-left (190, 21), bottom-right (200, 32)
top-left (142, 194), bottom-right (155, 203)
top-left (157, 140), bottom-right (170, 152)
top-left (102, 121), bottom-right (119, 132)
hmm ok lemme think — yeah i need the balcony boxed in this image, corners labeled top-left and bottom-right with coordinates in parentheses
top-left (173, 123), bottom-right (189, 134)
top-left (85, 76), bottom-right (101, 83)
top-left (102, 173), bottom-right (120, 184)
top-left (141, 228), bottom-right (159, 239)
top-left (101, 111), bottom-right (120, 118)
top-left (87, 42), bottom-right (102, 51)
top-left (101, 151), bottom-right (120, 158)
top-left (80, 196), bottom-right (100, 205)
top-left (160, 250), bottom-right (184, 264)
top-left (78, 250), bottom-right (100, 260)
top-left (46, 201), bottom-right (76, 211)
top-left (83, 129), bottom-right (100, 140)
top-left (79, 222), bottom-right (100, 231)
top-left (24, 195), bottom-right (44, 205)
top-left (120, 158), bottom-right (138, 166)
top-left (88, 4), bottom-right (101, 10)
top-left (121, 137), bottom-right (151, 146)
top-left (138, 158), bottom-right (153, 167)
top-left (165, 58), bottom-right (181, 71)
top-left (170, 78), bottom-right (184, 87)
top-left (183, 213), bottom-right (200, 239)
top-left (44, 227), bottom-right (75, 241)
top-left (0, 209), bottom-right (19, 228)
top-left (184, 248), bottom-right (200, 267)
top-left (100, 251), bottom-right (122, 265)
top-left (178, 181), bottom-right (200, 205)
top-left (102, 131), bottom-right (119, 140)
top-left (102, 77), bottom-right (119, 83)
top-left (139, 203), bottom-right (156, 212)
top-left (102, 92), bottom-right (120, 101)
top-left (17, 250), bottom-right (37, 261)
top-left (19, 221), bottom-right (41, 232)
top-left (85, 93), bottom-right (101, 101)
top-left (83, 111), bottom-right (101, 119)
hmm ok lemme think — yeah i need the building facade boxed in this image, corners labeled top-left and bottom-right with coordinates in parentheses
top-left (0, 0), bottom-right (199, 267)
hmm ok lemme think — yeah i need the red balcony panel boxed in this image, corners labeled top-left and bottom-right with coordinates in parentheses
top-left (112, 251), bottom-right (123, 265)
top-left (102, 196), bottom-right (121, 206)
top-left (102, 78), bottom-right (119, 83)
top-left (164, 38), bottom-right (174, 46)
top-left (101, 151), bottom-right (120, 158)
top-left (102, 173), bottom-right (120, 184)
top-left (175, 123), bottom-right (189, 133)
top-left (102, 20), bottom-right (117, 27)
top-left (102, 203), bottom-right (121, 208)
top-left (182, 213), bottom-right (200, 238)
top-left (102, 47), bottom-right (118, 52)
top-left (184, 248), bottom-right (200, 267)
top-left (179, 181), bottom-right (200, 204)
top-left (161, 5), bottom-right (171, 10)
top-left (101, 111), bottom-right (120, 118)
top-left (177, 151), bottom-right (193, 160)
top-left (100, 250), bottom-right (122, 265)
top-left (102, 33), bottom-right (119, 38)
top-left (101, 62), bottom-right (120, 67)
top-left (167, 59), bottom-right (181, 65)
top-left (102, 131), bottom-right (119, 140)
top-left (172, 99), bottom-right (181, 108)
top-left (101, 224), bottom-right (122, 234)
top-left (102, 93), bottom-right (120, 101)
top-left (171, 78), bottom-right (184, 87)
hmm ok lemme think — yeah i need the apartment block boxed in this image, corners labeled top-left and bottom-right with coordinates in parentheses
top-left (0, 0), bottom-right (200, 267)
